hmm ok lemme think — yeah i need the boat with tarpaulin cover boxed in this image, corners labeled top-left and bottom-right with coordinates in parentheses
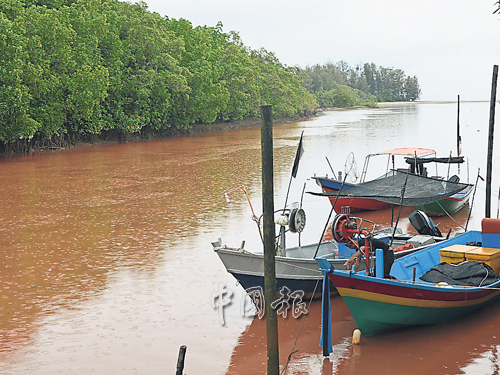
top-left (313, 147), bottom-right (473, 216)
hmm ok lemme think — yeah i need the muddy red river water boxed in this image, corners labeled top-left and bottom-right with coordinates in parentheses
top-left (0, 102), bottom-right (499, 374)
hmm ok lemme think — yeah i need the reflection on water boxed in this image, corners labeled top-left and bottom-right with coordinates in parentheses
top-left (226, 295), bottom-right (500, 375)
top-left (0, 102), bottom-right (498, 374)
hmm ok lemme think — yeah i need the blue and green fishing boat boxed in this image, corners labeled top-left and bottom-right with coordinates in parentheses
top-left (317, 218), bottom-right (500, 339)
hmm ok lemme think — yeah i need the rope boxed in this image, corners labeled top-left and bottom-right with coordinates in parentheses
top-left (436, 200), bottom-right (466, 231)
top-left (280, 275), bottom-right (323, 375)
top-left (477, 263), bottom-right (492, 287)
top-left (274, 259), bottom-right (325, 274)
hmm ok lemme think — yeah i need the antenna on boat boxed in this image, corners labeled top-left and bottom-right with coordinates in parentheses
top-left (465, 169), bottom-right (484, 231)
top-left (312, 171), bottom-right (350, 259)
top-left (224, 185), bottom-right (263, 243)
top-left (389, 167), bottom-right (410, 249)
top-left (298, 181), bottom-right (307, 248)
top-left (486, 65), bottom-right (498, 218)
top-left (283, 131), bottom-right (304, 212)
top-left (446, 152), bottom-right (452, 180)
top-left (325, 156), bottom-right (337, 180)
top-left (312, 155), bottom-right (359, 258)
top-left (457, 95), bottom-right (461, 174)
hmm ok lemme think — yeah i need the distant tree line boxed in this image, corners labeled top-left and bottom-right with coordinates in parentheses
top-left (296, 61), bottom-right (421, 107)
top-left (0, 0), bottom-right (316, 149)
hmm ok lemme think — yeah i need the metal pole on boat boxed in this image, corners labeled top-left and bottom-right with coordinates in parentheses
top-left (389, 168), bottom-right (410, 249)
top-left (260, 105), bottom-right (280, 375)
top-left (283, 131), bottom-right (304, 211)
top-left (465, 169), bottom-right (484, 231)
top-left (313, 173), bottom-right (349, 259)
top-left (486, 65), bottom-right (498, 218)
top-left (457, 95), bottom-right (461, 174)
top-left (325, 156), bottom-right (337, 180)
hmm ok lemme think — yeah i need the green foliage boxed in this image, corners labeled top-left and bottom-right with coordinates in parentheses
top-left (165, 19), bottom-right (230, 123)
top-left (257, 48), bottom-right (316, 117)
top-left (315, 85), bottom-right (376, 108)
top-left (22, 0), bottom-right (77, 8)
top-left (103, 1), bottom-right (189, 131)
top-left (402, 76), bottom-right (421, 101)
top-left (0, 0), bottom-right (316, 147)
top-left (0, 13), bottom-right (40, 142)
top-left (0, 0), bottom-right (424, 147)
top-left (299, 61), bottom-right (421, 107)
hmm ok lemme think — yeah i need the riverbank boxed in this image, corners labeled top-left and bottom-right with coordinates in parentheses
top-left (0, 112), bottom-right (316, 157)
top-left (3, 102), bottom-right (449, 156)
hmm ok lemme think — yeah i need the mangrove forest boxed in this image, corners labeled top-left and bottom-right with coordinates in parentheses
top-left (0, 0), bottom-right (421, 154)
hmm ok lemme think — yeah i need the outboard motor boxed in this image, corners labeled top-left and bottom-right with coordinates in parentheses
top-left (408, 210), bottom-right (442, 237)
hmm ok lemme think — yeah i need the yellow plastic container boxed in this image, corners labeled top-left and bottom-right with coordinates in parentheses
top-left (465, 247), bottom-right (500, 275)
top-left (439, 245), bottom-right (478, 264)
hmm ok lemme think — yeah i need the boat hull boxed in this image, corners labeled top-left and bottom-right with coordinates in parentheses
top-left (329, 271), bottom-right (500, 337)
top-left (215, 240), bottom-right (424, 300)
top-left (322, 187), bottom-right (392, 212)
top-left (314, 177), bottom-right (391, 212)
top-left (413, 184), bottom-right (473, 216)
top-left (316, 177), bottom-right (472, 216)
top-left (215, 246), bottom-right (342, 299)
top-left (229, 271), bottom-right (332, 300)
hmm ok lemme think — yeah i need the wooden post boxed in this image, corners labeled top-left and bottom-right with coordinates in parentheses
top-left (175, 345), bottom-right (187, 375)
top-left (260, 105), bottom-right (279, 375)
top-left (486, 65), bottom-right (498, 218)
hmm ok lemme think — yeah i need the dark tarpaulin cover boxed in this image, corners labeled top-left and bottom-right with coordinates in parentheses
top-left (309, 170), bottom-right (471, 206)
top-left (405, 156), bottom-right (465, 165)
top-left (420, 261), bottom-right (498, 287)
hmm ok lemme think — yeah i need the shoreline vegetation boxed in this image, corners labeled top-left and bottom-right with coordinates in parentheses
top-left (1, 0), bottom-right (421, 156)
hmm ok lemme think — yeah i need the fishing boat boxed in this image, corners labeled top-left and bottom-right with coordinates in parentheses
top-left (313, 148), bottom-right (473, 216)
top-left (316, 217), bottom-right (500, 338)
top-left (214, 210), bottom-right (444, 299)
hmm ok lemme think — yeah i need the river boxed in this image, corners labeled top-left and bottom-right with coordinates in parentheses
top-left (0, 101), bottom-right (499, 374)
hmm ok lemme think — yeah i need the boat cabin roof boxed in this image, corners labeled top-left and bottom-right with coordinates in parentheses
top-left (366, 148), bottom-right (436, 158)
top-left (360, 148), bottom-right (437, 182)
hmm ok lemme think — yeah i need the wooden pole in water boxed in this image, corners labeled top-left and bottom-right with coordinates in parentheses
top-left (260, 105), bottom-right (279, 375)
top-left (486, 65), bottom-right (498, 218)
top-left (175, 345), bottom-right (187, 375)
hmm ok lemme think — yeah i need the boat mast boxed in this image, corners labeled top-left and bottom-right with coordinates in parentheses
top-left (486, 65), bottom-right (498, 218)
top-left (457, 95), bottom-right (461, 175)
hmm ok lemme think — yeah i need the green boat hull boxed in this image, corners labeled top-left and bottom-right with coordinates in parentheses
top-left (413, 185), bottom-right (472, 216)
top-left (342, 295), bottom-right (494, 337)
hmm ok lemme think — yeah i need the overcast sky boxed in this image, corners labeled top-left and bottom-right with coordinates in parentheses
top-left (141, 0), bottom-right (499, 101)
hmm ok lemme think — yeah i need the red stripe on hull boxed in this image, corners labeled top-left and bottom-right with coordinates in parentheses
top-left (323, 188), bottom-right (392, 212)
top-left (329, 272), bottom-right (499, 302)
